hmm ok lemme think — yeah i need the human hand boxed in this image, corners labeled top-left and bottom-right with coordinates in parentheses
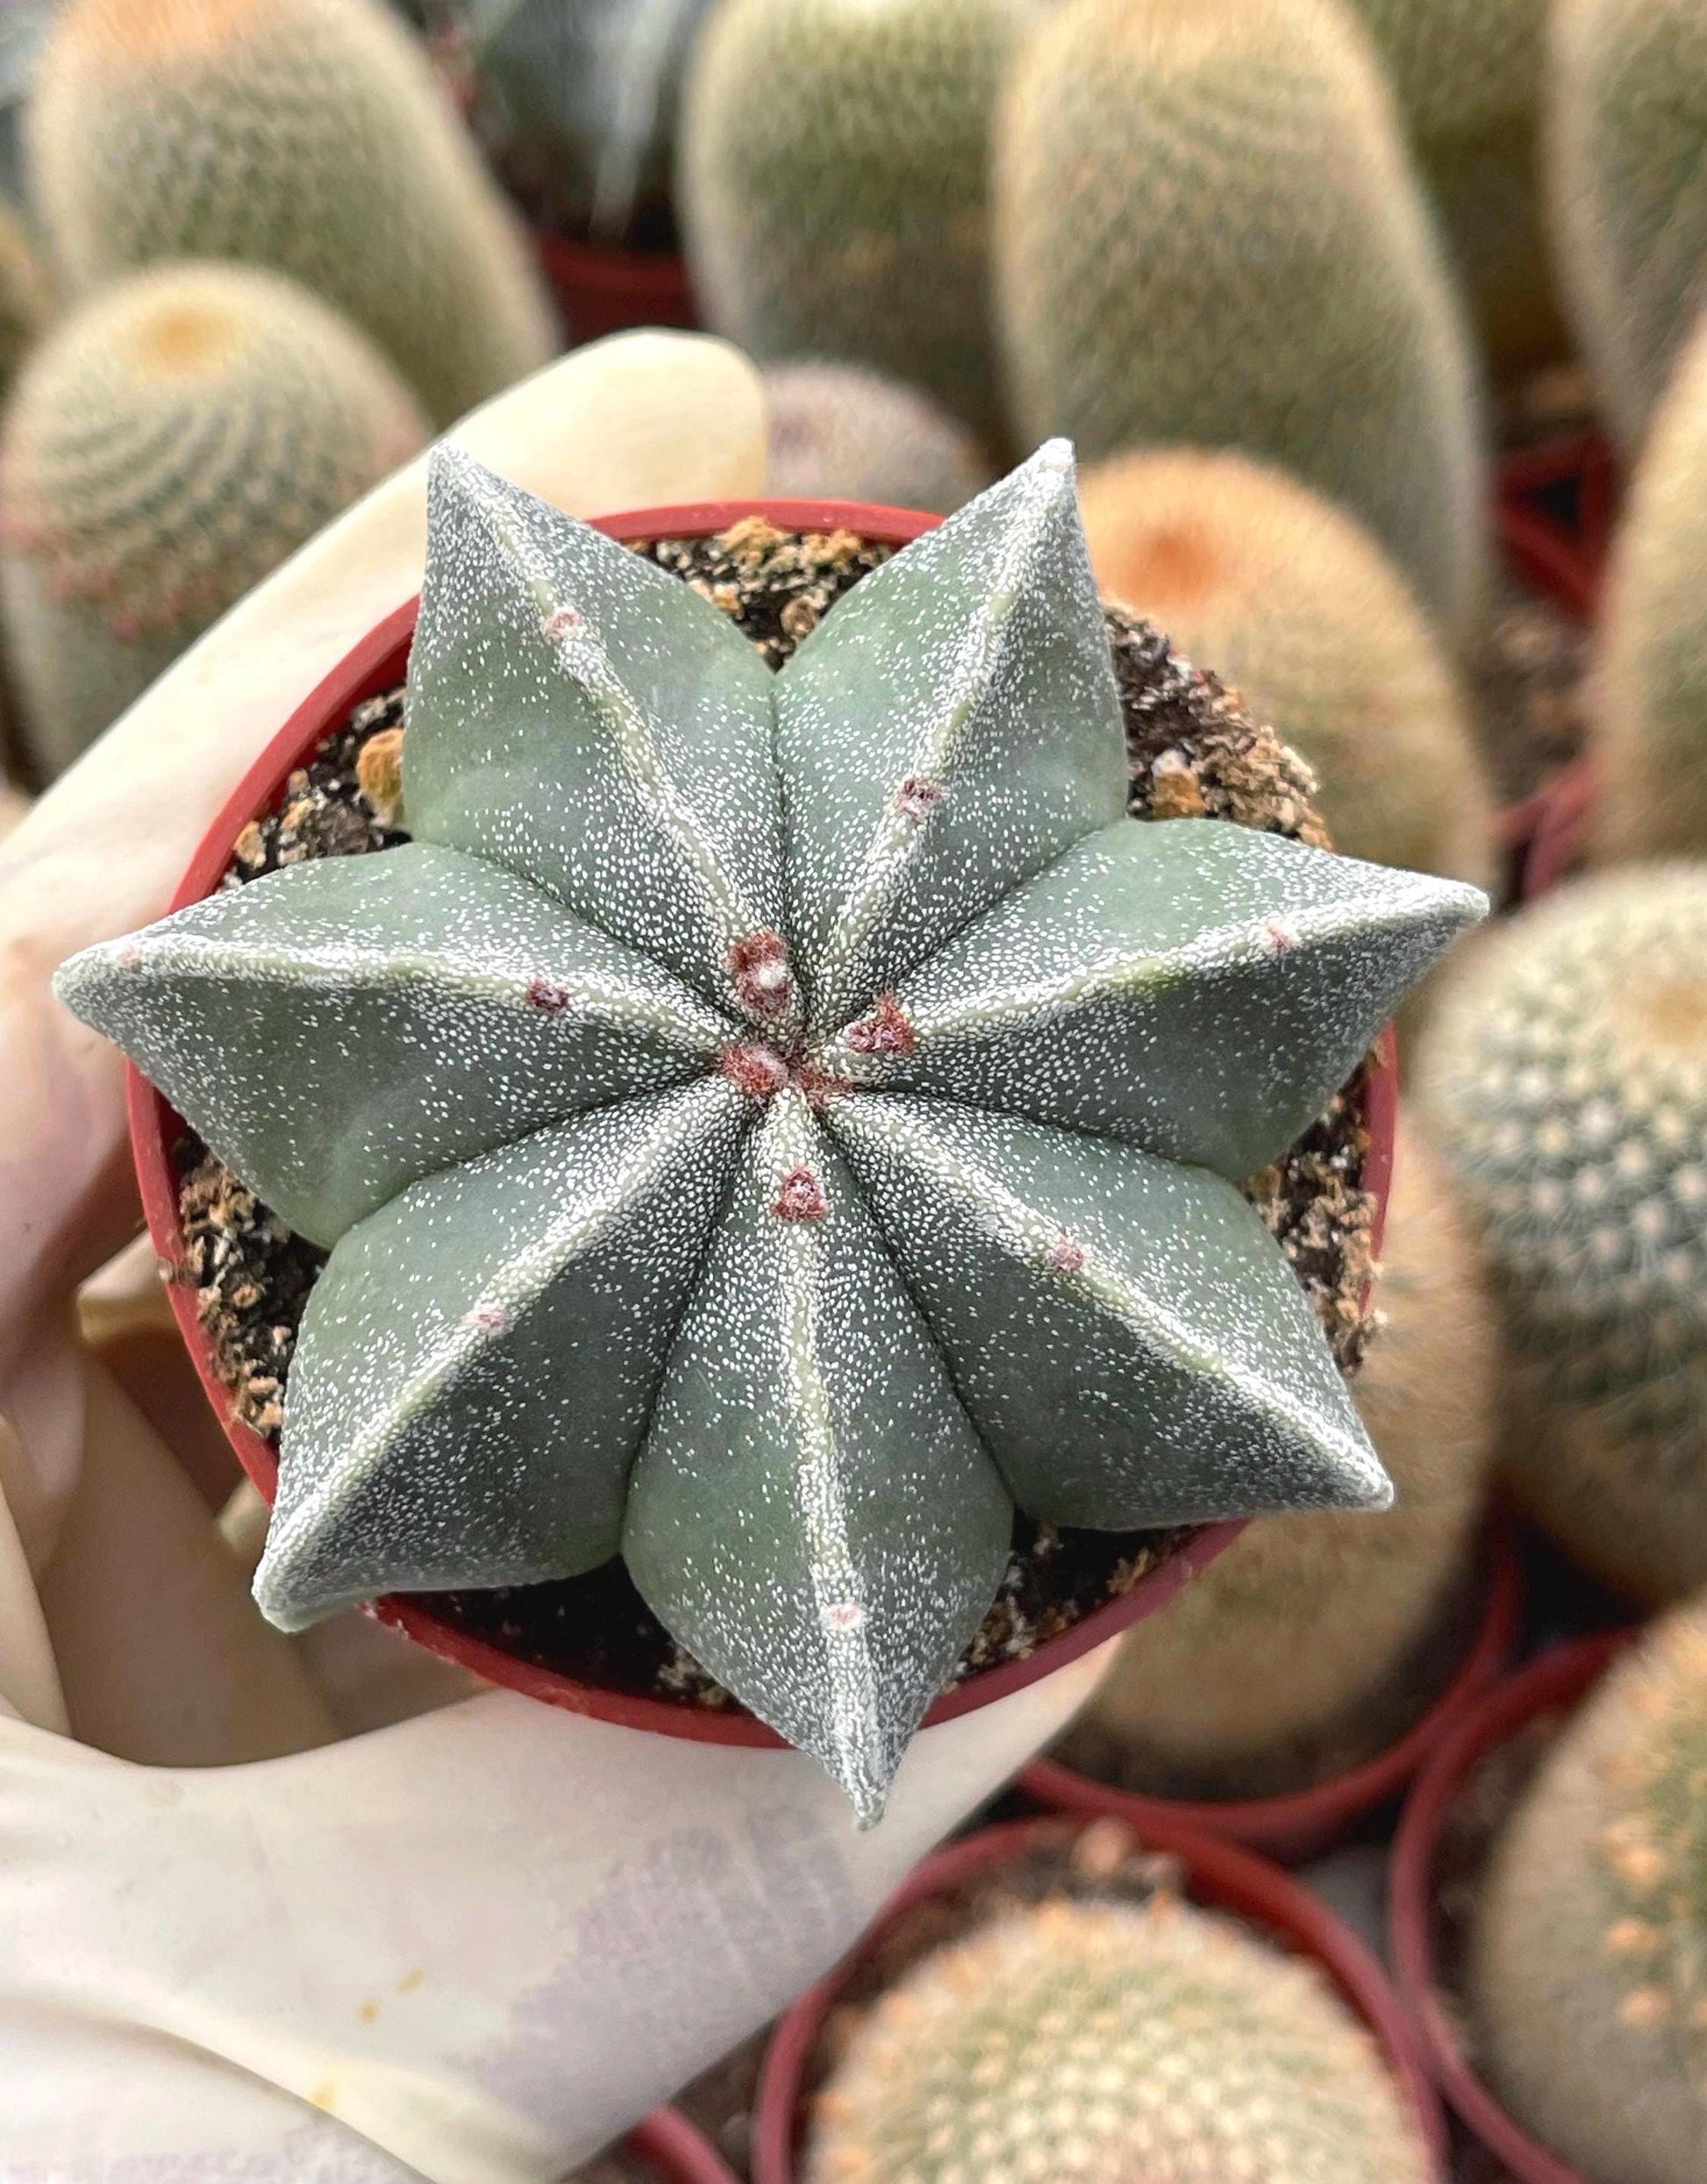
top-left (0, 332), bottom-right (1111, 2184)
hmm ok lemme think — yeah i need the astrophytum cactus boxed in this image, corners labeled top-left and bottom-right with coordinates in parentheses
top-left (55, 442), bottom-right (1484, 1821)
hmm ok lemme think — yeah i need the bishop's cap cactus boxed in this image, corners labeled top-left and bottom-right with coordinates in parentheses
top-left (56, 442), bottom-right (1484, 1819)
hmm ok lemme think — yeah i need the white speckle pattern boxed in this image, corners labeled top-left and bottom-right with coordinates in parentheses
top-left (57, 446), bottom-right (1481, 1818)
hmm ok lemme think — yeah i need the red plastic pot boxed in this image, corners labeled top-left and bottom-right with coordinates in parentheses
top-left (1389, 1631), bottom-right (1638, 2184)
top-left (625, 2106), bottom-right (739, 2183)
top-left (537, 231), bottom-right (696, 346)
top-left (1018, 1521), bottom-right (1524, 1865)
top-left (1495, 430), bottom-right (1617, 620)
top-left (126, 494), bottom-right (1400, 1747)
top-left (751, 1812), bottom-right (1450, 2184)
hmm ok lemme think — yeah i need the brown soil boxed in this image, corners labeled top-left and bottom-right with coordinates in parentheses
top-left (174, 524), bottom-right (1379, 1709)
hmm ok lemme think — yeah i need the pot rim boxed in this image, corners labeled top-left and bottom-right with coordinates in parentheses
top-left (750, 1809), bottom-right (1450, 2184)
top-left (126, 493), bottom-right (1398, 1749)
top-left (1018, 1518), bottom-right (1524, 1862)
top-left (1389, 1628), bottom-right (1639, 2184)
top-left (625, 2105), bottom-right (739, 2184)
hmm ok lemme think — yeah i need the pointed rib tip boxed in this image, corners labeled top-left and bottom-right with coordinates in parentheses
top-left (1033, 436), bottom-right (1076, 479)
top-left (52, 934), bottom-right (133, 1028)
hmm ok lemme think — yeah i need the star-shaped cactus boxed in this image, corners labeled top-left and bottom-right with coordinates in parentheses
top-left (57, 442), bottom-right (1484, 1820)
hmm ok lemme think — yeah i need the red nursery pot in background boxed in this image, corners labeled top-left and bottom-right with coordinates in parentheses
top-left (625, 2107), bottom-right (739, 2184)
top-left (126, 494), bottom-right (1401, 1749)
top-left (1018, 1523), bottom-right (1524, 1866)
top-left (537, 231), bottom-right (697, 346)
top-left (1389, 1631), bottom-right (1637, 2184)
top-left (750, 1813), bottom-right (1450, 2184)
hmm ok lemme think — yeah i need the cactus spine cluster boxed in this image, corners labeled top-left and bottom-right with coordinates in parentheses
top-left (0, 261), bottom-right (428, 778)
top-left (1548, 0), bottom-right (1707, 449)
top-left (55, 440), bottom-right (1481, 1820)
top-left (807, 1891), bottom-right (1433, 2181)
top-left (680, 0), bottom-right (1041, 440)
top-left (763, 362), bottom-right (994, 516)
top-left (1347, 0), bottom-right (1561, 375)
top-left (1079, 446), bottom-right (1496, 890)
top-left (466, 0), bottom-right (711, 251)
top-left (26, 0), bottom-right (557, 430)
top-left (1417, 866), bottom-right (1707, 1603)
top-left (1589, 312), bottom-right (1707, 864)
top-left (1059, 1122), bottom-right (1496, 1798)
top-left (993, 0), bottom-right (1487, 639)
top-left (1471, 1598), bottom-right (1707, 2183)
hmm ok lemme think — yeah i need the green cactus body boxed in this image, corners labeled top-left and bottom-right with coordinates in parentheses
top-left (1417, 867), bottom-right (1707, 1602)
top-left (806, 1892), bottom-right (1433, 2181)
top-left (1471, 1599), bottom-right (1707, 2184)
top-left (1348, 0), bottom-right (1561, 376)
top-left (680, 0), bottom-right (1040, 441)
top-left (0, 261), bottom-right (428, 780)
top-left (1079, 446), bottom-right (1496, 890)
top-left (1059, 1122), bottom-right (1496, 1798)
top-left (1591, 313), bottom-right (1707, 863)
top-left (763, 362), bottom-right (994, 517)
top-left (56, 442), bottom-right (1482, 1820)
top-left (465, 0), bottom-right (711, 251)
top-left (26, 0), bottom-right (557, 430)
top-left (1549, 0), bottom-right (1707, 449)
top-left (993, 0), bottom-right (1487, 639)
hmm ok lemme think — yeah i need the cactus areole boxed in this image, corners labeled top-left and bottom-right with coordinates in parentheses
top-left (61, 446), bottom-right (1483, 1820)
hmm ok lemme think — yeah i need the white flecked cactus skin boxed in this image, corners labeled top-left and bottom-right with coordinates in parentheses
top-left (805, 1894), bottom-right (1435, 2182)
top-left (55, 441), bottom-right (1484, 1821)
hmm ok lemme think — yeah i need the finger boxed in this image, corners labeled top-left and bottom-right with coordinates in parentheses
top-left (0, 1417), bottom-right (68, 1734)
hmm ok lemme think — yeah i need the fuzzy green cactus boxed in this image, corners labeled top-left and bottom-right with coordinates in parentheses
top-left (1548, 0), bottom-right (1707, 449)
top-left (1417, 866), bottom-right (1707, 1603)
top-left (462, 0), bottom-right (711, 250)
top-left (1058, 1123), bottom-right (1496, 1798)
top-left (1471, 1597), bottom-right (1707, 2183)
top-left (26, 0), bottom-right (557, 431)
top-left (680, 0), bottom-right (1040, 441)
top-left (763, 362), bottom-right (993, 516)
top-left (0, 261), bottom-right (428, 780)
top-left (56, 442), bottom-right (1481, 1819)
top-left (993, 0), bottom-right (1487, 639)
top-left (807, 1891), bottom-right (1433, 2180)
top-left (1589, 312), bottom-right (1707, 863)
top-left (0, 195), bottom-right (47, 393)
top-left (1079, 446), bottom-right (1496, 890)
top-left (1347, 0), bottom-right (1561, 375)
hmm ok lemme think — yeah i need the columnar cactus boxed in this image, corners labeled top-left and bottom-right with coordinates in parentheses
top-left (26, 0), bottom-right (557, 431)
top-left (993, 0), bottom-right (1488, 639)
top-left (464, 0), bottom-right (711, 251)
top-left (807, 1892), bottom-right (1434, 2180)
top-left (680, 0), bottom-right (1041, 440)
top-left (1059, 1123), bottom-right (1496, 1797)
top-left (1590, 312), bottom-right (1707, 863)
top-left (56, 443), bottom-right (1481, 1820)
top-left (763, 362), bottom-right (993, 516)
top-left (0, 196), bottom-right (47, 393)
top-left (1079, 446), bottom-right (1496, 889)
top-left (1417, 867), bottom-right (1707, 1602)
top-left (1548, 0), bottom-right (1707, 449)
top-left (1471, 1597), bottom-right (1707, 2184)
top-left (0, 262), bottom-right (428, 779)
top-left (1348, 0), bottom-right (1561, 375)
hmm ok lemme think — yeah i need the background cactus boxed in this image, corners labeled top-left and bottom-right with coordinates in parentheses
top-left (1055, 1121), bottom-right (1497, 1798)
top-left (762, 361), bottom-right (993, 515)
top-left (807, 1891), bottom-right (1433, 2181)
top-left (1079, 446), bottom-right (1496, 889)
top-left (1347, 0), bottom-right (1561, 375)
top-left (1417, 865), bottom-right (1707, 1603)
top-left (1471, 1595), bottom-right (1707, 2184)
top-left (56, 443), bottom-right (1479, 1820)
top-left (0, 261), bottom-right (428, 778)
top-left (462, 0), bottom-right (711, 250)
top-left (0, 196), bottom-right (47, 393)
top-left (1589, 311), bottom-right (1707, 864)
top-left (680, 0), bottom-right (1042, 441)
top-left (1548, 0), bottom-right (1707, 450)
top-left (992, 0), bottom-right (1487, 639)
top-left (26, 0), bottom-right (557, 430)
